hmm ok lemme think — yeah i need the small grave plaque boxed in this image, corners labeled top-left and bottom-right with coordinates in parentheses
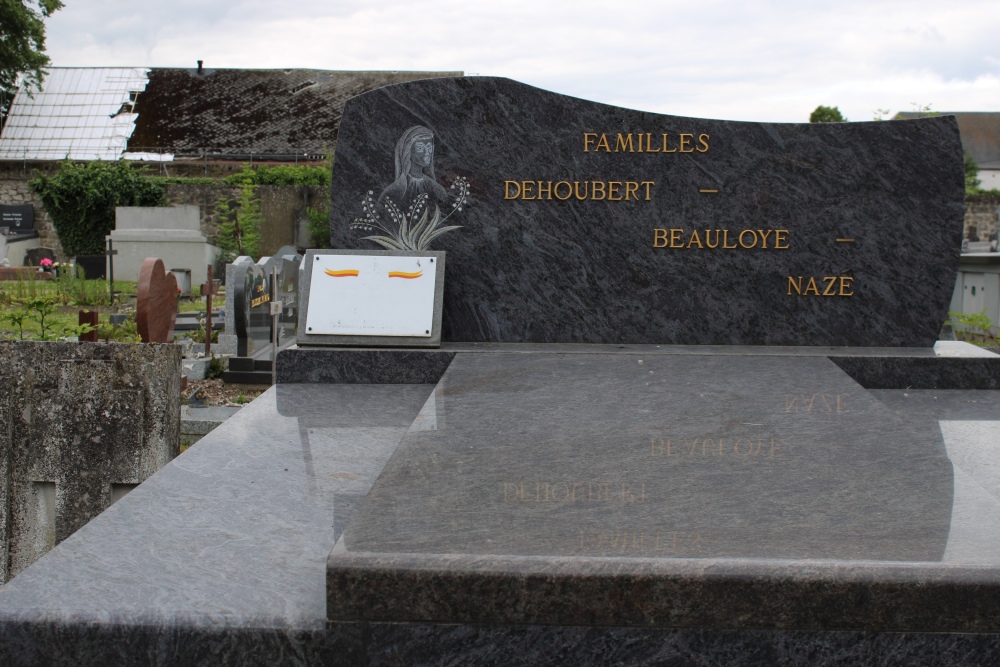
top-left (299, 249), bottom-right (445, 348)
top-left (0, 204), bottom-right (34, 233)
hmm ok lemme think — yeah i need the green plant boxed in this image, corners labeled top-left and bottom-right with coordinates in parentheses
top-left (55, 269), bottom-right (110, 306)
top-left (306, 199), bottom-right (331, 248)
top-left (234, 390), bottom-right (251, 405)
top-left (0, 1), bottom-right (63, 118)
top-left (223, 163), bottom-right (331, 187)
top-left (205, 355), bottom-right (225, 379)
top-left (948, 309), bottom-right (1000, 348)
top-left (2, 305), bottom-right (29, 340)
top-left (23, 294), bottom-right (60, 339)
top-left (97, 313), bottom-right (141, 342)
top-left (215, 183), bottom-right (262, 261)
top-left (30, 160), bottom-right (166, 256)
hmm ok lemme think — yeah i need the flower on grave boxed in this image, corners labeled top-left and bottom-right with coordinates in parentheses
top-left (39, 258), bottom-right (53, 269)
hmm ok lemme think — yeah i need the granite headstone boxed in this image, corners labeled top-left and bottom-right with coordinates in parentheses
top-left (136, 258), bottom-right (177, 343)
top-left (328, 77), bottom-right (964, 347)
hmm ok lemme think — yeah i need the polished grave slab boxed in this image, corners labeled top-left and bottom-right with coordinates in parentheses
top-left (3, 349), bottom-right (1000, 664)
top-left (328, 352), bottom-right (1000, 632)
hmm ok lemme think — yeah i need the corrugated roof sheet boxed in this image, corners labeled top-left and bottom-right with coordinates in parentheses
top-left (0, 68), bottom-right (149, 160)
top-left (0, 67), bottom-right (462, 161)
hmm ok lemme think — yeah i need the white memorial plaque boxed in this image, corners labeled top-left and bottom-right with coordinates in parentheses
top-left (304, 254), bottom-right (437, 337)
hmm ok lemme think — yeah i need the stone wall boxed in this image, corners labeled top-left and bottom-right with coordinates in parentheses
top-left (0, 161), bottom-right (328, 263)
top-left (0, 341), bottom-right (180, 582)
top-left (164, 183), bottom-right (327, 257)
top-left (964, 194), bottom-right (1000, 241)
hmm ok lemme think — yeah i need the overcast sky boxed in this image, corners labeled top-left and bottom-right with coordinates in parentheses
top-left (43, 0), bottom-right (1000, 123)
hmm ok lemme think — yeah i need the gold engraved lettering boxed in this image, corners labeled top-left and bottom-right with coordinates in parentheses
top-left (774, 230), bottom-right (790, 249)
top-left (646, 132), bottom-right (660, 153)
top-left (757, 229), bottom-right (773, 248)
top-left (591, 181), bottom-right (606, 200)
top-left (625, 181), bottom-right (639, 200)
top-left (661, 133), bottom-right (677, 153)
top-left (670, 228), bottom-right (684, 248)
top-left (642, 181), bottom-right (655, 200)
top-left (521, 180), bottom-right (536, 200)
top-left (785, 393), bottom-right (849, 413)
top-left (687, 230), bottom-right (704, 249)
top-left (788, 276), bottom-right (855, 297)
top-left (679, 133), bottom-right (694, 152)
top-left (615, 133), bottom-right (634, 153)
top-left (653, 229), bottom-right (669, 248)
top-left (705, 230), bottom-right (720, 249)
top-left (583, 132), bottom-right (598, 152)
top-left (596, 134), bottom-right (611, 152)
top-left (574, 181), bottom-right (588, 200)
top-left (722, 230), bottom-right (738, 249)
top-left (554, 181), bottom-right (573, 200)
top-left (608, 181), bottom-right (623, 200)
top-left (697, 133), bottom-right (710, 152)
top-left (537, 180), bottom-right (552, 200)
top-left (739, 230), bottom-right (758, 249)
top-left (504, 181), bottom-right (520, 199)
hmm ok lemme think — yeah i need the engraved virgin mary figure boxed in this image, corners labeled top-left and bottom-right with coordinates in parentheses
top-left (351, 125), bottom-right (469, 250)
top-left (378, 125), bottom-right (450, 208)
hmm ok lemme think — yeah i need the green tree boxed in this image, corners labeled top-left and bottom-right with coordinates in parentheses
top-left (215, 184), bottom-right (262, 261)
top-left (29, 160), bottom-right (166, 256)
top-left (809, 105), bottom-right (846, 123)
top-left (0, 0), bottom-right (64, 117)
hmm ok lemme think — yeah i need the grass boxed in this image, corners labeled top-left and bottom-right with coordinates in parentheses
top-left (0, 273), bottom-right (226, 340)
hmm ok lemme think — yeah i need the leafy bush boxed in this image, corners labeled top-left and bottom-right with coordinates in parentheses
top-left (30, 161), bottom-right (166, 255)
top-left (948, 309), bottom-right (1000, 348)
top-left (223, 163), bottom-right (330, 187)
top-left (215, 184), bottom-right (262, 261)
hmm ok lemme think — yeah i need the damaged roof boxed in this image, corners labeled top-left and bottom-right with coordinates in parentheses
top-left (894, 111), bottom-right (1000, 170)
top-left (0, 67), bottom-right (462, 161)
top-left (128, 67), bottom-right (462, 159)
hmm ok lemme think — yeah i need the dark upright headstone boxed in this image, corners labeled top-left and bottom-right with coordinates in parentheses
top-left (23, 247), bottom-right (55, 267)
top-left (232, 260), bottom-right (272, 358)
top-left (328, 77), bottom-right (964, 347)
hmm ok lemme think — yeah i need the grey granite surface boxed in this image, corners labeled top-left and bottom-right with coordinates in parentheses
top-left (328, 77), bottom-right (964, 346)
top-left (5, 351), bottom-right (1000, 663)
top-left (276, 341), bottom-right (1000, 388)
top-left (0, 384), bottom-right (432, 631)
top-left (329, 353), bottom-right (1000, 630)
top-left (276, 346), bottom-right (456, 384)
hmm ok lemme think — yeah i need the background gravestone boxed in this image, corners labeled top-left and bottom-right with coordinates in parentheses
top-left (136, 257), bottom-right (178, 343)
top-left (328, 77), bottom-right (964, 347)
top-left (232, 259), bottom-right (272, 358)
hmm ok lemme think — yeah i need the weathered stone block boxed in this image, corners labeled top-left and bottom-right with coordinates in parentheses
top-left (0, 341), bottom-right (180, 582)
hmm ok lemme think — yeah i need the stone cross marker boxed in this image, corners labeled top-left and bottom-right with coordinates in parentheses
top-left (136, 257), bottom-right (178, 343)
top-left (200, 264), bottom-right (219, 356)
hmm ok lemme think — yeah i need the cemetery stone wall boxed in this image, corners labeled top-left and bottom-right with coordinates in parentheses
top-left (0, 341), bottom-right (181, 582)
top-left (964, 193), bottom-right (1000, 242)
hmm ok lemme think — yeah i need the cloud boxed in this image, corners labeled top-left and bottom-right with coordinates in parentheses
top-left (43, 0), bottom-right (1000, 122)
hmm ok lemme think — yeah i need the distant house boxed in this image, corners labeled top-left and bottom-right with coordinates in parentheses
top-left (0, 66), bottom-right (463, 162)
top-left (894, 111), bottom-right (1000, 189)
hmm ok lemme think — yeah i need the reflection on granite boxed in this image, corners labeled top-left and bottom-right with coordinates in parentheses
top-left (276, 346), bottom-right (455, 384)
top-left (328, 353), bottom-right (1000, 632)
top-left (0, 384), bottom-right (431, 661)
top-left (342, 353), bottom-right (953, 561)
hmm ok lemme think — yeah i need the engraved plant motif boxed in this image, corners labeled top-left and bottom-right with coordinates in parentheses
top-left (350, 176), bottom-right (469, 251)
